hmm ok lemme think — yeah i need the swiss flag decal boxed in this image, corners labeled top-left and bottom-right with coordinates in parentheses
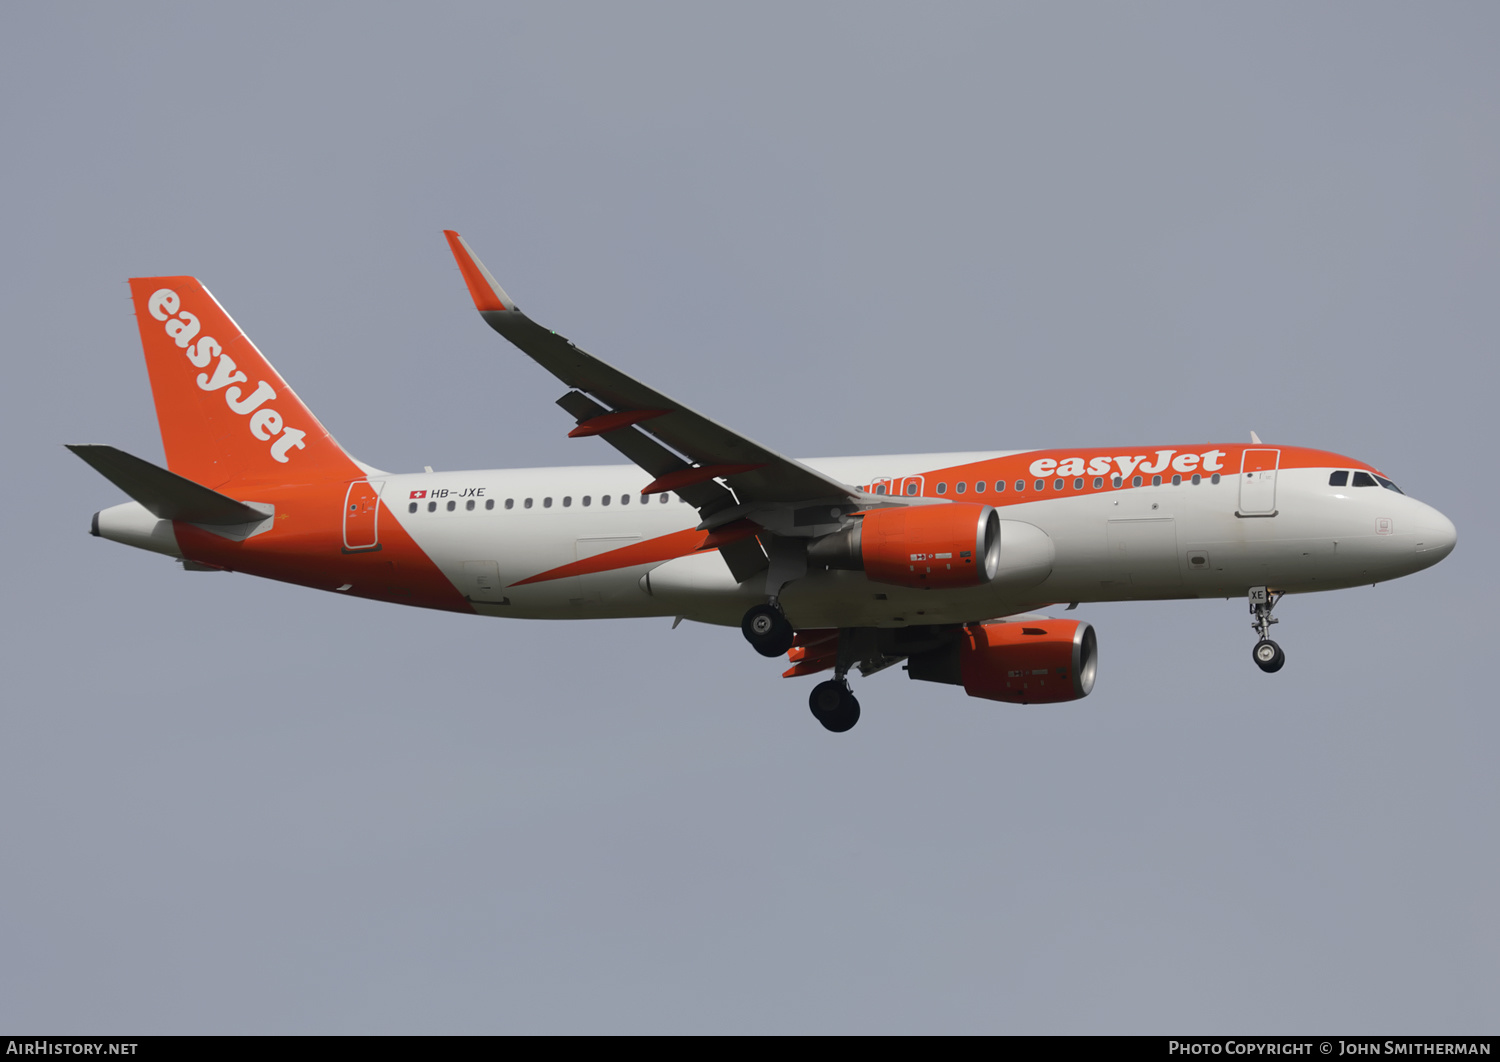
top-left (409, 490), bottom-right (427, 499)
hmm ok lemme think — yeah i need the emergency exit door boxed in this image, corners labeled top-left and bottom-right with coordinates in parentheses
top-left (342, 480), bottom-right (384, 552)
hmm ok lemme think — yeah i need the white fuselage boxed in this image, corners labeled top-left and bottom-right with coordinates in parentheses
top-left (358, 450), bottom-right (1456, 628)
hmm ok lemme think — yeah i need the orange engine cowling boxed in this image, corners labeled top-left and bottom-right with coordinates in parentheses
top-left (808, 503), bottom-right (1001, 590)
top-left (907, 619), bottom-right (1098, 704)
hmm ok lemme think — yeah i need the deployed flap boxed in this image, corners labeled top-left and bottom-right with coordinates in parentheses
top-left (443, 230), bottom-right (861, 509)
top-left (555, 389), bottom-right (735, 513)
top-left (67, 444), bottom-right (267, 525)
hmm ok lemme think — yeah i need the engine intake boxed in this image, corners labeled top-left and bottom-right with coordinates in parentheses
top-left (807, 503), bottom-right (1001, 590)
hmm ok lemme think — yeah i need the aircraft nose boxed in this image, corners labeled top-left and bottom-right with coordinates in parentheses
top-left (1415, 505), bottom-right (1457, 564)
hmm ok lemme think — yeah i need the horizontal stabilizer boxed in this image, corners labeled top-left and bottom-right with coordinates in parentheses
top-left (66, 444), bottom-right (267, 525)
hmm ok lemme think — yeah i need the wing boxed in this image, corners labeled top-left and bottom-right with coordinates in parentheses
top-left (443, 231), bottom-right (863, 519)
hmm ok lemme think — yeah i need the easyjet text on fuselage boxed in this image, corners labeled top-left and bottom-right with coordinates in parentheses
top-left (1027, 449), bottom-right (1228, 480)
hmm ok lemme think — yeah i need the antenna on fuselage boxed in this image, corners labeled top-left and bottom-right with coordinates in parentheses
top-left (1250, 431), bottom-right (1263, 445)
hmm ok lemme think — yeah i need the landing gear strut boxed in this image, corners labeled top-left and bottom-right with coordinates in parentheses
top-left (1249, 586), bottom-right (1286, 673)
top-left (742, 602), bottom-right (793, 657)
top-left (809, 678), bottom-right (860, 733)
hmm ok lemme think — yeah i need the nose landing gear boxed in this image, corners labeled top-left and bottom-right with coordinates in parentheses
top-left (1253, 638), bottom-right (1285, 672)
top-left (1249, 586), bottom-right (1286, 673)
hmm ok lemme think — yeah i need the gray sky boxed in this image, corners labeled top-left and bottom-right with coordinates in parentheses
top-left (2, 2), bottom-right (1495, 1034)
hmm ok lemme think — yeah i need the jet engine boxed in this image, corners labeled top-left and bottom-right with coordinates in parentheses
top-left (906, 619), bottom-right (1097, 704)
top-left (807, 503), bottom-right (1001, 590)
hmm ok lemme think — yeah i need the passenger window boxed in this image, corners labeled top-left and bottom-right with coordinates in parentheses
top-left (1210, 473), bottom-right (1221, 484)
top-left (1152, 475), bottom-right (1162, 486)
top-left (1191, 474), bottom-right (1201, 485)
top-left (408, 502), bottom-right (417, 514)
top-left (1132, 476), bottom-right (1143, 487)
top-left (993, 481), bottom-right (1004, 492)
top-left (524, 498), bottom-right (533, 509)
top-left (1376, 476), bottom-right (1404, 494)
top-left (1329, 470), bottom-right (1349, 487)
top-left (621, 494), bottom-right (630, 505)
top-left (974, 481), bottom-right (985, 493)
top-left (466, 499), bottom-right (475, 511)
top-left (563, 496), bottom-right (572, 507)
top-left (427, 501), bottom-right (436, 513)
top-left (936, 483), bottom-right (947, 495)
top-left (1171, 474), bottom-right (1181, 485)
top-left (1073, 477), bottom-right (1083, 490)
top-left (544, 497), bottom-right (553, 508)
top-left (505, 498), bottom-right (514, 510)
top-left (1112, 476), bottom-right (1123, 488)
top-left (602, 494), bottom-right (610, 505)
top-left (1093, 477), bottom-right (1103, 489)
top-left (582, 496), bottom-right (591, 506)
top-left (874, 485), bottom-right (887, 495)
top-left (660, 494), bottom-right (668, 503)
top-left (1352, 472), bottom-right (1377, 487)
top-left (486, 499), bottom-right (495, 510)
top-left (1034, 480), bottom-right (1044, 492)
top-left (1053, 478), bottom-right (1063, 491)
top-left (905, 483), bottom-right (919, 496)
top-left (446, 500), bottom-right (456, 511)
top-left (955, 482), bottom-right (966, 494)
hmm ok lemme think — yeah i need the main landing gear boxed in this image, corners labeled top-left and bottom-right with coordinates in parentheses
top-left (741, 602), bottom-right (794, 657)
top-left (742, 604), bottom-right (866, 732)
top-left (1249, 586), bottom-right (1286, 673)
top-left (809, 678), bottom-right (860, 733)
top-left (743, 603), bottom-right (885, 732)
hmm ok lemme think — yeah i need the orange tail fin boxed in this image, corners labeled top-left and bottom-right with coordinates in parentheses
top-left (129, 277), bottom-right (363, 489)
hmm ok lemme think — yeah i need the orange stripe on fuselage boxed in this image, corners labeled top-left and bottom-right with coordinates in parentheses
top-left (509, 521), bottom-right (758, 587)
top-left (174, 480), bottom-right (474, 614)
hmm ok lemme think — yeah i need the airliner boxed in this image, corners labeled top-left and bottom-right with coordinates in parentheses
top-left (71, 231), bottom-right (1458, 732)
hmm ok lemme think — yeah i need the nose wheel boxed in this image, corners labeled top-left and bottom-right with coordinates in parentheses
top-left (1249, 586), bottom-right (1286, 673)
top-left (1253, 639), bottom-right (1285, 673)
top-left (809, 679), bottom-right (861, 732)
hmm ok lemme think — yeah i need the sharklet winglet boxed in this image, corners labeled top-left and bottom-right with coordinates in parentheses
top-left (443, 230), bottom-right (517, 313)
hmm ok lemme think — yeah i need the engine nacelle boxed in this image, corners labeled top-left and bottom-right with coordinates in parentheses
top-left (807, 503), bottom-right (1001, 590)
top-left (907, 619), bottom-right (1097, 704)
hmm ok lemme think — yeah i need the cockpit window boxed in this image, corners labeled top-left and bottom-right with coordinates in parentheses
top-left (1352, 471), bottom-right (1378, 487)
top-left (1375, 475), bottom-right (1404, 494)
top-left (1329, 470), bottom-right (1348, 487)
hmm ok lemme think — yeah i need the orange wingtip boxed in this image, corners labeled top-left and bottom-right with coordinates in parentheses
top-left (443, 230), bottom-right (515, 313)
